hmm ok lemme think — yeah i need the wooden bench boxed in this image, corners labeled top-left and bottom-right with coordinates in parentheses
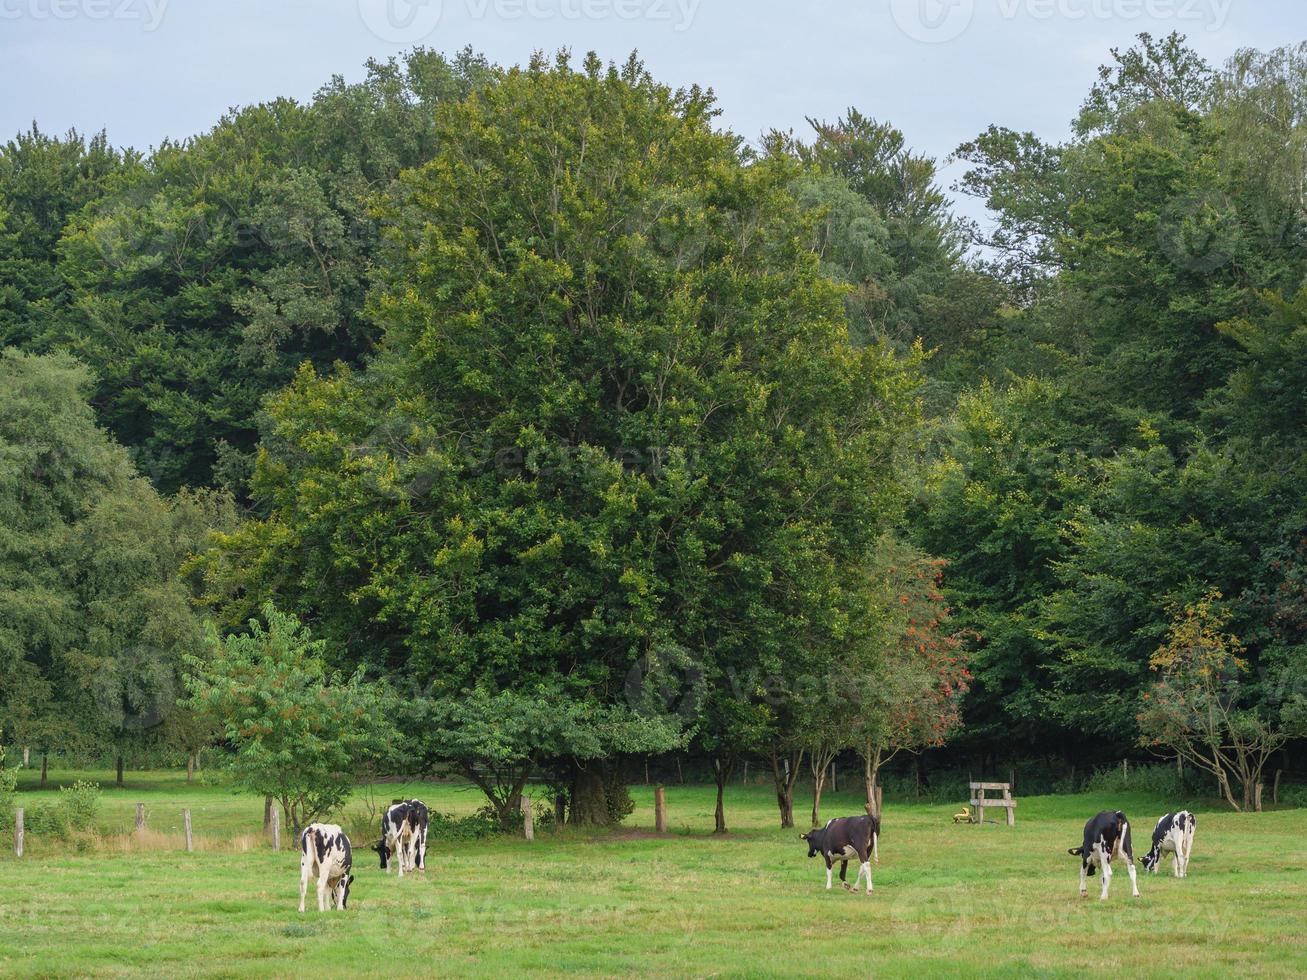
top-left (969, 781), bottom-right (1016, 826)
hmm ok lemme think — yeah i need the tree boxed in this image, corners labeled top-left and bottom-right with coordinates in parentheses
top-left (198, 52), bottom-right (918, 827)
top-left (0, 349), bottom-right (210, 783)
top-left (5, 50), bottom-right (493, 493)
top-left (813, 541), bottom-right (971, 817)
top-left (1139, 590), bottom-right (1303, 811)
top-left (184, 604), bottom-right (394, 831)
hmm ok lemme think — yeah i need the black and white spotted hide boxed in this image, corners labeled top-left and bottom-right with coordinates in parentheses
top-left (799, 815), bottom-right (880, 895)
top-left (299, 823), bottom-right (354, 912)
top-left (1068, 810), bottom-right (1139, 901)
top-left (373, 800), bottom-right (429, 876)
top-left (1142, 811), bottom-right (1196, 877)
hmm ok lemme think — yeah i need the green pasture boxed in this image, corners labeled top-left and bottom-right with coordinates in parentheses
top-left (1, 770), bottom-right (1304, 977)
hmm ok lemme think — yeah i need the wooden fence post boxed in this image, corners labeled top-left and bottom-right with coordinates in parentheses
top-left (135, 803), bottom-right (146, 831)
top-left (654, 785), bottom-right (667, 833)
top-left (15, 808), bottom-right (23, 857)
top-left (1273, 769), bottom-right (1282, 805)
top-left (874, 785), bottom-right (883, 820)
top-left (271, 808), bottom-right (281, 851)
top-left (1255, 783), bottom-right (1264, 812)
top-left (183, 810), bottom-right (193, 853)
top-left (522, 795), bottom-right (534, 842)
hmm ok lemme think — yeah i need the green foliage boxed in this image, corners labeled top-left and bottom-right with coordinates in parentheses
top-left (58, 780), bottom-right (103, 832)
top-left (0, 350), bottom-right (213, 764)
top-left (201, 52), bottom-right (918, 820)
top-left (3, 50), bottom-right (494, 492)
top-left (0, 740), bottom-right (17, 827)
top-left (183, 604), bottom-right (396, 831)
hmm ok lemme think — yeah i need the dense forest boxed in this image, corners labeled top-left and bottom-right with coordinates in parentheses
top-left (3, 35), bottom-right (1305, 827)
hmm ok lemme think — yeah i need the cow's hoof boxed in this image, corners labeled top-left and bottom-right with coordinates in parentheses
top-left (842, 883), bottom-right (852, 891)
top-left (1079, 890), bottom-right (1088, 899)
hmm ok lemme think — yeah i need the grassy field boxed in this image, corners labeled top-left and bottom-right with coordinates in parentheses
top-left (1, 770), bottom-right (1305, 977)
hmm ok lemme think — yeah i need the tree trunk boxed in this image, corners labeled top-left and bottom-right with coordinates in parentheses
top-left (263, 795), bottom-right (274, 829)
top-left (570, 765), bottom-right (610, 826)
top-left (555, 793), bottom-right (567, 826)
top-left (769, 745), bottom-right (802, 830)
top-left (712, 757), bottom-right (733, 834)
top-left (811, 769), bottom-right (826, 829)
top-left (40, 753), bottom-right (48, 788)
top-left (862, 744), bottom-right (882, 818)
top-left (116, 755), bottom-right (124, 788)
top-left (186, 754), bottom-right (196, 783)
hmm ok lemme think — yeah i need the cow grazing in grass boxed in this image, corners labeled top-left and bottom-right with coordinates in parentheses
top-left (1068, 810), bottom-right (1139, 900)
top-left (1142, 811), bottom-right (1196, 877)
top-left (800, 815), bottom-right (880, 894)
top-left (373, 800), bottom-right (429, 876)
top-left (299, 823), bottom-right (354, 912)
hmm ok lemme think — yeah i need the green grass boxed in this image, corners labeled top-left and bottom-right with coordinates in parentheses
top-left (2, 769), bottom-right (1305, 977)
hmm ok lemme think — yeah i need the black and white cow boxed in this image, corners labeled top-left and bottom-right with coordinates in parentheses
top-left (299, 823), bottom-right (354, 912)
top-left (372, 799), bottom-right (429, 876)
top-left (1142, 811), bottom-right (1196, 877)
top-left (799, 814), bottom-right (881, 894)
top-left (1068, 810), bottom-right (1139, 900)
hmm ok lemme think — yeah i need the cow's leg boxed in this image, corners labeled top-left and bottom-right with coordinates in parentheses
top-left (1079, 859), bottom-right (1088, 898)
top-left (299, 859), bottom-right (311, 913)
top-left (861, 861), bottom-right (873, 894)
top-left (873, 832), bottom-right (879, 865)
top-left (1171, 845), bottom-right (1181, 877)
top-left (850, 860), bottom-right (863, 891)
top-left (825, 860), bottom-right (833, 890)
top-left (396, 836), bottom-right (406, 878)
top-left (317, 873), bottom-right (329, 912)
top-left (1098, 849), bottom-right (1112, 901)
top-left (839, 860), bottom-right (850, 889)
top-left (1126, 858), bottom-right (1139, 897)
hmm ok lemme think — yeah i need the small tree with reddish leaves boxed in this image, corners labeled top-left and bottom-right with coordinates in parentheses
top-left (1138, 590), bottom-right (1302, 812)
top-left (805, 539), bottom-right (972, 819)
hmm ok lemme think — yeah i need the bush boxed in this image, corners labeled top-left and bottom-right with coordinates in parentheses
top-left (430, 808), bottom-right (508, 842)
top-left (342, 806), bottom-right (381, 846)
top-left (0, 742), bottom-right (17, 827)
top-left (1082, 762), bottom-right (1186, 797)
top-left (59, 780), bottom-right (102, 832)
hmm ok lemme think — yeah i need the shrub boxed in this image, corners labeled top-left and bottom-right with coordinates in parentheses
top-left (59, 780), bottom-right (102, 832)
top-left (1083, 762), bottom-right (1186, 797)
top-left (429, 808), bottom-right (507, 842)
top-left (0, 741), bottom-right (17, 827)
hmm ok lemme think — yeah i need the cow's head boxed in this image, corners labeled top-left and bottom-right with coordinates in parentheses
top-left (800, 831), bottom-right (821, 858)
top-left (336, 873), bottom-right (355, 909)
top-left (372, 839), bottom-right (390, 870)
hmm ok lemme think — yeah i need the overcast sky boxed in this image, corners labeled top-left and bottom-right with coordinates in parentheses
top-left (3, 0), bottom-right (1304, 217)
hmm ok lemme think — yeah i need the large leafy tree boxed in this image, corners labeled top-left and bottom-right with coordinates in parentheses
top-left (200, 52), bottom-right (918, 824)
top-left (0, 350), bottom-right (213, 781)
top-left (9, 50), bottom-right (493, 493)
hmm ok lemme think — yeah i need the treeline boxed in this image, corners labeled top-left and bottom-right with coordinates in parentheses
top-left (1, 36), bottom-right (1304, 825)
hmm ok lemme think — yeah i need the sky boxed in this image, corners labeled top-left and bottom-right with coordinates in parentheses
top-left (2, 0), bottom-right (1304, 219)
